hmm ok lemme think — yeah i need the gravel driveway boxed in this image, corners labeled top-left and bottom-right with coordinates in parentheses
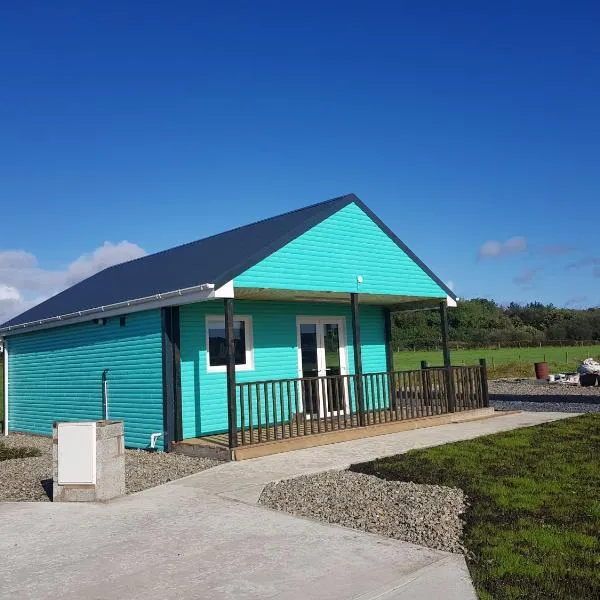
top-left (260, 470), bottom-right (467, 554)
top-left (0, 433), bottom-right (221, 501)
top-left (489, 379), bottom-right (600, 413)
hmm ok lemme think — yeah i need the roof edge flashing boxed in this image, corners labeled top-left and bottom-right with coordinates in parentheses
top-left (0, 282), bottom-right (228, 336)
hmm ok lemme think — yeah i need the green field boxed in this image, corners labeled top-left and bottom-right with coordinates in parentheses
top-left (352, 414), bottom-right (600, 600)
top-left (393, 344), bottom-right (600, 379)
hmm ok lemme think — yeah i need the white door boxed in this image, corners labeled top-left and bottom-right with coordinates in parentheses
top-left (296, 317), bottom-right (350, 417)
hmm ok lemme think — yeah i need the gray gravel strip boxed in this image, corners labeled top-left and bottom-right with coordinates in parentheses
top-left (491, 400), bottom-right (599, 413)
top-left (489, 378), bottom-right (600, 401)
top-left (259, 470), bottom-right (467, 554)
top-left (0, 433), bottom-right (220, 502)
top-left (124, 450), bottom-right (220, 495)
top-left (489, 379), bottom-right (600, 413)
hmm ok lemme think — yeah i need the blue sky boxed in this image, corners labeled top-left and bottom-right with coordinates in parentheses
top-left (1, 1), bottom-right (599, 320)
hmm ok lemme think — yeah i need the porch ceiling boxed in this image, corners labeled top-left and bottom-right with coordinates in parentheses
top-left (233, 286), bottom-right (446, 308)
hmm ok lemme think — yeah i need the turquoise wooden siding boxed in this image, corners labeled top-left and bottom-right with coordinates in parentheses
top-left (235, 201), bottom-right (446, 297)
top-left (0, 353), bottom-right (4, 423)
top-left (7, 310), bottom-right (164, 449)
top-left (180, 299), bottom-right (386, 438)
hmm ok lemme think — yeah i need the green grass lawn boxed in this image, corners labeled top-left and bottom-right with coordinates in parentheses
top-left (352, 414), bottom-right (600, 599)
top-left (394, 345), bottom-right (600, 379)
top-left (0, 440), bottom-right (41, 461)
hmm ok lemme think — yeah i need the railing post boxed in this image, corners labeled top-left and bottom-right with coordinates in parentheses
top-left (224, 298), bottom-right (237, 449)
top-left (420, 360), bottom-right (431, 411)
top-left (440, 300), bottom-right (455, 412)
top-left (351, 293), bottom-right (366, 426)
top-left (479, 358), bottom-right (489, 408)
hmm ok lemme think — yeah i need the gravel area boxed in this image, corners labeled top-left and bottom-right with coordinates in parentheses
top-left (0, 433), bottom-right (221, 502)
top-left (489, 379), bottom-right (600, 413)
top-left (124, 449), bottom-right (220, 494)
top-left (259, 470), bottom-right (468, 554)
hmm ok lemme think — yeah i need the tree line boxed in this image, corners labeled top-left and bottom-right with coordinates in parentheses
top-left (392, 299), bottom-right (600, 350)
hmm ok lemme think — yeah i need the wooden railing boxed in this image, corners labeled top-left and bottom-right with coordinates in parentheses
top-left (234, 363), bottom-right (488, 447)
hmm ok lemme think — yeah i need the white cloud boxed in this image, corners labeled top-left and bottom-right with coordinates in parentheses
top-left (65, 241), bottom-right (147, 286)
top-left (0, 241), bottom-right (146, 324)
top-left (513, 267), bottom-right (544, 286)
top-left (478, 236), bottom-right (527, 259)
top-left (446, 280), bottom-right (455, 292)
top-left (0, 251), bottom-right (37, 269)
top-left (564, 296), bottom-right (588, 308)
top-left (0, 284), bottom-right (20, 301)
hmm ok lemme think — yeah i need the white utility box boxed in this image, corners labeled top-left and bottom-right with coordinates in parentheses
top-left (57, 422), bottom-right (97, 485)
top-left (53, 420), bottom-right (125, 502)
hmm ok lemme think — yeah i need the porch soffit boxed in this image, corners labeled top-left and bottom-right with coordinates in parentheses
top-left (233, 286), bottom-right (449, 308)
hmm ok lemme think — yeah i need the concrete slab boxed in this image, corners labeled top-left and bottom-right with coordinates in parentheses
top-left (0, 411), bottom-right (576, 600)
top-left (1, 491), bottom-right (472, 600)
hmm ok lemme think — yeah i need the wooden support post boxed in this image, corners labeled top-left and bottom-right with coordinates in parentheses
top-left (351, 293), bottom-right (366, 426)
top-left (383, 308), bottom-right (395, 410)
top-left (384, 308), bottom-right (394, 374)
top-left (161, 307), bottom-right (183, 450)
top-left (479, 358), bottom-right (489, 408)
top-left (440, 300), bottom-right (455, 412)
top-left (224, 298), bottom-right (237, 449)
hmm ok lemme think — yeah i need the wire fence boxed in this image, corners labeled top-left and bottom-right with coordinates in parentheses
top-left (397, 340), bottom-right (600, 352)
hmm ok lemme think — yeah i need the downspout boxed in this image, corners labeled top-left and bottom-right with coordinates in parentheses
top-left (102, 369), bottom-right (109, 420)
top-left (3, 339), bottom-right (8, 436)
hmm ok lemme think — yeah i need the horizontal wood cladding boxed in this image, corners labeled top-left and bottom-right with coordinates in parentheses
top-left (7, 310), bottom-right (164, 449)
top-left (235, 202), bottom-right (445, 297)
top-left (179, 299), bottom-right (386, 438)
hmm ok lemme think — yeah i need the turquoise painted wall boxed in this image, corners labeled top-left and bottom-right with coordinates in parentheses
top-left (235, 201), bottom-right (446, 297)
top-left (7, 310), bottom-right (165, 449)
top-left (180, 299), bottom-right (386, 438)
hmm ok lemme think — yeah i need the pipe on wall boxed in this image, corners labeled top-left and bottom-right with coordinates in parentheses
top-left (102, 369), bottom-right (109, 420)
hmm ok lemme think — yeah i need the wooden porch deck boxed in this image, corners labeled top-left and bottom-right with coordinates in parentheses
top-left (171, 406), bottom-right (497, 461)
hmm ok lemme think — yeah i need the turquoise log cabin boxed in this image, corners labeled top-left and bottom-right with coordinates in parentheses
top-left (1, 194), bottom-right (488, 458)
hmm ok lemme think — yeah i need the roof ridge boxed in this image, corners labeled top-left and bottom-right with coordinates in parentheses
top-left (103, 193), bottom-right (356, 273)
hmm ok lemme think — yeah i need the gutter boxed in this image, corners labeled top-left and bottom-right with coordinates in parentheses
top-left (0, 282), bottom-right (231, 336)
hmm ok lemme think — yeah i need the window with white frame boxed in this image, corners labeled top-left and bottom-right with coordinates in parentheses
top-left (205, 315), bottom-right (254, 372)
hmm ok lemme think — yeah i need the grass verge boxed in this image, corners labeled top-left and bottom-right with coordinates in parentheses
top-left (0, 441), bottom-right (42, 461)
top-left (351, 414), bottom-right (600, 600)
top-left (394, 345), bottom-right (600, 378)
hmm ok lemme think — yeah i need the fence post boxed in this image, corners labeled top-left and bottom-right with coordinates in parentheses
top-left (479, 358), bottom-right (489, 408)
top-left (420, 360), bottom-right (430, 409)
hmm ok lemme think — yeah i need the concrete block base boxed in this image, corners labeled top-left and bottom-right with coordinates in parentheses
top-left (53, 420), bottom-right (125, 502)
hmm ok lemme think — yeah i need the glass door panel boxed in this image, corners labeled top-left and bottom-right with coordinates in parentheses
top-left (299, 323), bottom-right (319, 416)
top-left (323, 323), bottom-right (345, 413)
top-left (297, 318), bottom-right (349, 418)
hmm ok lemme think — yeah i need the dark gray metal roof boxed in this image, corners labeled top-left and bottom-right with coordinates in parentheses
top-left (1, 193), bottom-right (455, 329)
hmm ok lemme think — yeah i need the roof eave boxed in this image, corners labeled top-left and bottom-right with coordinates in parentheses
top-left (0, 281), bottom-right (234, 337)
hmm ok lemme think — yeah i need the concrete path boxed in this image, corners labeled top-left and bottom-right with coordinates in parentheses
top-left (0, 411), bottom-right (575, 600)
top-left (177, 410), bottom-right (573, 504)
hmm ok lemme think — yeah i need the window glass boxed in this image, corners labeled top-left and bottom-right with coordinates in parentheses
top-left (208, 320), bottom-right (246, 366)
